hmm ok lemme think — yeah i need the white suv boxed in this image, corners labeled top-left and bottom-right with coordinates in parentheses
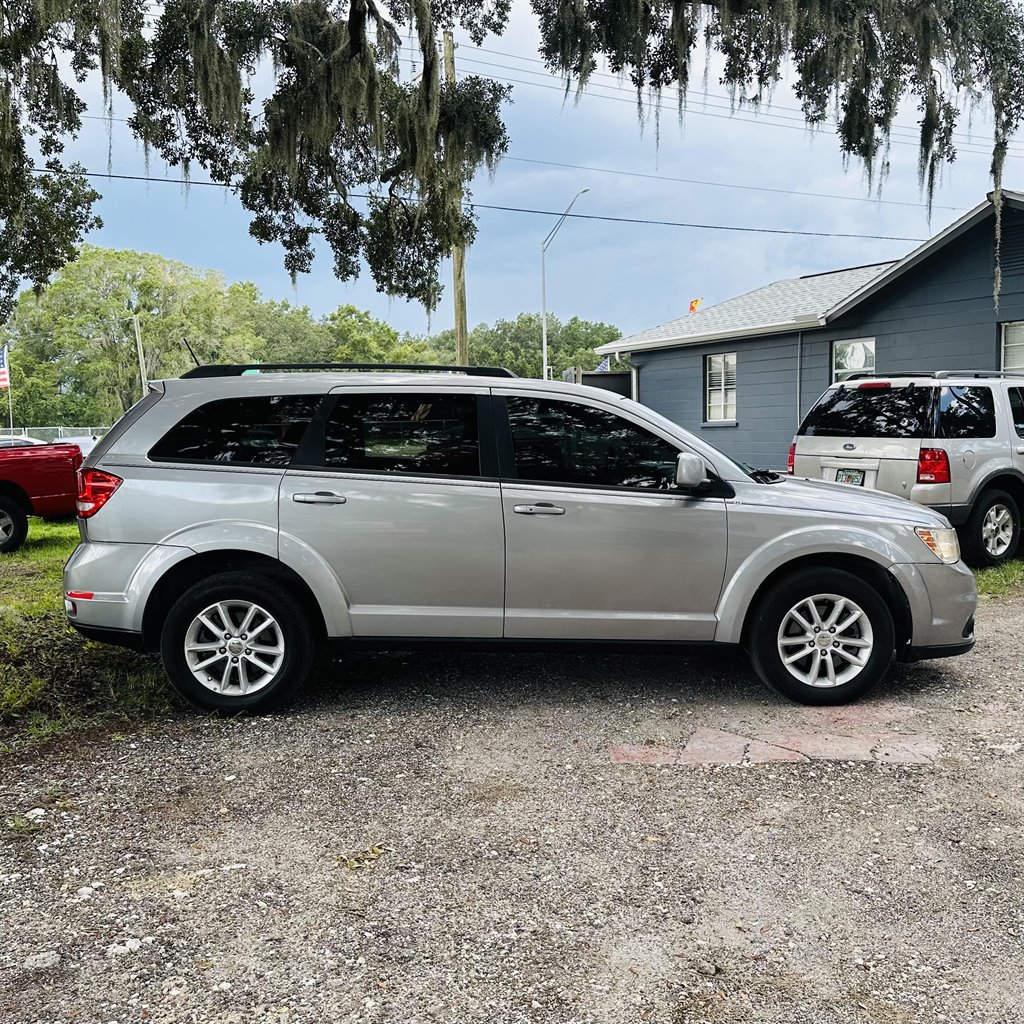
top-left (792, 372), bottom-right (1024, 566)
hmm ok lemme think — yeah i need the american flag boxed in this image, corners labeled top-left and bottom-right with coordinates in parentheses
top-left (0, 346), bottom-right (9, 390)
top-left (594, 355), bottom-right (611, 372)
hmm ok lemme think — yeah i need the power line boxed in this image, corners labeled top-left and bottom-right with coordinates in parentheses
top-left (453, 65), bottom-right (1011, 159)
top-left (500, 156), bottom-right (965, 213)
top-left (75, 110), bottom-right (962, 212)
top-left (453, 44), bottom-right (1024, 155)
top-left (28, 165), bottom-right (927, 241)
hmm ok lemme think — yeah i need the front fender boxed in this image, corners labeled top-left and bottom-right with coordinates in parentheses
top-left (713, 524), bottom-right (912, 644)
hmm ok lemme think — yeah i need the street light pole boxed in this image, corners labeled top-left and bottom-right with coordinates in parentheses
top-left (540, 188), bottom-right (589, 381)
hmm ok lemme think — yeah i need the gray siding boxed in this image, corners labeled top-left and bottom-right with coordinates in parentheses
top-left (634, 213), bottom-right (1024, 470)
top-left (634, 332), bottom-right (800, 468)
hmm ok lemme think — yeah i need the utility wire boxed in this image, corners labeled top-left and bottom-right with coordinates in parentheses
top-left (75, 110), bottom-right (963, 213)
top-left (453, 65), bottom-right (1009, 159)
top-left (451, 44), bottom-right (1024, 155)
top-left (28, 165), bottom-right (927, 242)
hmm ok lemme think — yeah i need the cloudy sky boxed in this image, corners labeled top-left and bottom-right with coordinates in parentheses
top-left (64, 4), bottom-right (1024, 342)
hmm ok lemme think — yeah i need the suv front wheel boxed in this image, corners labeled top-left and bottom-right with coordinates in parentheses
top-left (748, 568), bottom-right (895, 705)
top-left (960, 489), bottom-right (1020, 568)
top-left (160, 571), bottom-right (315, 713)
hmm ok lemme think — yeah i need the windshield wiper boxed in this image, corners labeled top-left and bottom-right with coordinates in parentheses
top-left (748, 467), bottom-right (782, 483)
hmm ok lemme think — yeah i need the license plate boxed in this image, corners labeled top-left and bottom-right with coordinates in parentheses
top-left (836, 469), bottom-right (865, 486)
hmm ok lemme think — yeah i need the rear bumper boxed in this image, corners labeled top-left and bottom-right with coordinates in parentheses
top-left (926, 503), bottom-right (971, 527)
top-left (69, 622), bottom-right (150, 652)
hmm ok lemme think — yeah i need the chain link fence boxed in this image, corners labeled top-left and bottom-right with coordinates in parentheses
top-left (0, 426), bottom-right (111, 442)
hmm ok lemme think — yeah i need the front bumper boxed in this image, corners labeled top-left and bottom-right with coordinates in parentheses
top-left (889, 559), bottom-right (977, 655)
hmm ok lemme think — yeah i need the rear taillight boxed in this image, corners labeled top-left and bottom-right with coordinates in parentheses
top-left (787, 443), bottom-right (795, 475)
top-left (76, 468), bottom-right (123, 518)
top-left (917, 448), bottom-right (950, 484)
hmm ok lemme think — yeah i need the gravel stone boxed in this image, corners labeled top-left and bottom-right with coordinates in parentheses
top-left (0, 599), bottom-right (1021, 1023)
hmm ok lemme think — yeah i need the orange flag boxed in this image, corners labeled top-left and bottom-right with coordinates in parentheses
top-left (689, 297), bottom-right (702, 314)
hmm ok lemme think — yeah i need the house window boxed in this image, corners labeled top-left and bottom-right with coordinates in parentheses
top-left (832, 338), bottom-right (876, 381)
top-left (705, 353), bottom-right (737, 422)
top-left (1002, 323), bottom-right (1024, 371)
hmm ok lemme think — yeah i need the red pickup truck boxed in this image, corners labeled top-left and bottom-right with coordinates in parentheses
top-left (0, 444), bottom-right (83, 553)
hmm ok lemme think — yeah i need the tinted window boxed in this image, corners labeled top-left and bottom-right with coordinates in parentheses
top-left (507, 396), bottom-right (679, 489)
top-left (1010, 388), bottom-right (1024, 438)
top-left (322, 394), bottom-right (479, 477)
top-left (150, 395), bottom-right (320, 466)
top-left (799, 385), bottom-right (934, 438)
top-left (939, 386), bottom-right (996, 439)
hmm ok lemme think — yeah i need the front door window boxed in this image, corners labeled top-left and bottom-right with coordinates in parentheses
top-left (506, 396), bottom-right (680, 489)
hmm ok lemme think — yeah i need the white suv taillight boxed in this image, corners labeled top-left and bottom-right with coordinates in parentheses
top-left (917, 448), bottom-right (951, 484)
top-left (76, 468), bottom-right (123, 518)
top-left (787, 442), bottom-right (796, 475)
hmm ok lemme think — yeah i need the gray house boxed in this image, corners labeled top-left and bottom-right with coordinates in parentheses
top-left (595, 190), bottom-right (1024, 468)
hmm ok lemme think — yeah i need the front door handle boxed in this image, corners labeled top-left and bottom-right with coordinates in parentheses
top-left (513, 503), bottom-right (565, 516)
top-left (1017, 445), bottom-right (1024, 455)
top-left (293, 492), bottom-right (347, 505)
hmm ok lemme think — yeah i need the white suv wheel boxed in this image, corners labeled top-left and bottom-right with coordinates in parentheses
top-left (981, 503), bottom-right (1014, 558)
top-left (776, 593), bottom-right (874, 688)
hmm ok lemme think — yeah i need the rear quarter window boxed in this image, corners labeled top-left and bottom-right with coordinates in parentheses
top-left (799, 385), bottom-right (935, 438)
top-left (149, 395), bottom-right (322, 466)
top-left (938, 386), bottom-right (996, 439)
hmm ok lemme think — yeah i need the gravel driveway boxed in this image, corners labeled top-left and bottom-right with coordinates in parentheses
top-left (1, 598), bottom-right (1022, 1024)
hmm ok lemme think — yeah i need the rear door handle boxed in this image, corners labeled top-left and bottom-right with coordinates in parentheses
top-left (1017, 445), bottom-right (1024, 455)
top-left (292, 492), bottom-right (347, 505)
top-left (513, 503), bottom-right (565, 516)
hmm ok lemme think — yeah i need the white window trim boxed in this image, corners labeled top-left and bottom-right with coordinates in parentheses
top-left (831, 337), bottom-right (876, 382)
top-left (704, 352), bottom-right (737, 423)
top-left (1001, 322), bottom-right (1024, 371)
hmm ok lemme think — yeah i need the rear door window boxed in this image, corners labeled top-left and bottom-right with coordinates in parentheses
top-left (321, 393), bottom-right (480, 477)
top-left (799, 385), bottom-right (935, 438)
top-left (938, 386), bottom-right (996, 438)
top-left (149, 395), bottom-right (321, 466)
top-left (506, 396), bottom-right (680, 489)
top-left (1010, 388), bottom-right (1024, 438)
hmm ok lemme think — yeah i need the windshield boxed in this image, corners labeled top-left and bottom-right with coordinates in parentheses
top-left (799, 385), bottom-right (935, 438)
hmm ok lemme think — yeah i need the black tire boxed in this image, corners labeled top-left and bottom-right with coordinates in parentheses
top-left (160, 571), bottom-right (315, 714)
top-left (0, 495), bottom-right (29, 554)
top-left (748, 568), bottom-right (895, 706)
top-left (958, 489), bottom-right (1020, 568)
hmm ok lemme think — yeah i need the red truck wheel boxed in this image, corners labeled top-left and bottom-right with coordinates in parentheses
top-left (0, 495), bottom-right (28, 554)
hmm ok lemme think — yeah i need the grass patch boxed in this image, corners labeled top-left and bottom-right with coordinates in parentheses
top-left (0, 520), bottom-right (171, 739)
top-left (975, 560), bottom-right (1024, 598)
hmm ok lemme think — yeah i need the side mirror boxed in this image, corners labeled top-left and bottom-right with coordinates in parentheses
top-left (675, 452), bottom-right (708, 490)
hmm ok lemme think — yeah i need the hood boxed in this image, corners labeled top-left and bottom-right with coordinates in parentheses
top-left (738, 476), bottom-right (951, 527)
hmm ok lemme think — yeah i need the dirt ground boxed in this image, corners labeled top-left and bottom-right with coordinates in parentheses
top-left (1, 598), bottom-right (1021, 1024)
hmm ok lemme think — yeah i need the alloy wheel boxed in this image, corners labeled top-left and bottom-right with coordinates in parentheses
top-left (982, 503), bottom-right (1014, 558)
top-left (183, 600), bottom-right (285, 696)
top-left (776, 593), bottom-right (874, 688)
top-left (0, 510), bottom-right (13, 542)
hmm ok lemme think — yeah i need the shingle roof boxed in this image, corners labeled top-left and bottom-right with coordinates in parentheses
top-left (601, 262), bottom-right (895, 353)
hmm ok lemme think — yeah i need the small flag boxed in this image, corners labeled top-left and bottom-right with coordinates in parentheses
top-left (0, 346), bottom-right (9, 390)
top-left (689, 298), bottom-right (703, 314)
top-left (594, 355), bottom-right (611, 372)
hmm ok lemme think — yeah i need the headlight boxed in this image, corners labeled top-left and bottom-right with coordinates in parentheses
top-left (915, 527), bottom-right (960, 564)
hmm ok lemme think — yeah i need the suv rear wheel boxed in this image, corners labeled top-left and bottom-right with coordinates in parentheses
top-left (748, 568), bottom-right (895, 706)
top-left (0, 495), bottom-right (28, 554)
top-left (160, 571), bottom-right (315, 713)
top-left (960, 489), bottom-right (1020, 568)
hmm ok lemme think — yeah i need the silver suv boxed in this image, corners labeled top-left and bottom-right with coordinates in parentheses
top-left (64, 364), bottom-right (977, 712)
top-left (792, 372), bottom-right (1024, 566)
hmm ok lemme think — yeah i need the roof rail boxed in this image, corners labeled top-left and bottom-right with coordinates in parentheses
top-left (842, 371), bottom-right (945, 380)
top-left (180, 362), bottom-right (517, 379)
top-left (842, 370), bottom-right (1024, 382)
